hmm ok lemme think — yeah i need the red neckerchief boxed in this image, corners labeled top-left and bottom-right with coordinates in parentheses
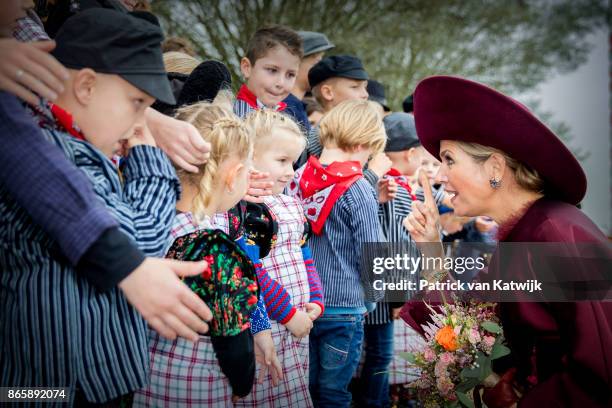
top-left (50, 103), bottom-right (86, 141)
top-left (385, 168), bottom-right (417, 201)
top-left (287, 156), bottom-right (362, 235)
top-left (236, 84), bottom-right (287, 111)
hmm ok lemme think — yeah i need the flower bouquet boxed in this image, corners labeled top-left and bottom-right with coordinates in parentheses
top-left (400, 299), bottom-right (510, 408)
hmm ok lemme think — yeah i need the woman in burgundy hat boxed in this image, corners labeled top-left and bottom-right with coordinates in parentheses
top-left (403, 76), bottom-right (611, 407)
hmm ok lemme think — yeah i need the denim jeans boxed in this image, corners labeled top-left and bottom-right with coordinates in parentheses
top-left (359, 321), bottom-right (394, 408)
top-left (309, 313), bottom-right (365, 408)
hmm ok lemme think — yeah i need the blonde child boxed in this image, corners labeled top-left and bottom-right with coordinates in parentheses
top-left (288, 100), bottom-right (386, 407)
top-left (234, 110), bottom-right (325, 408)
top-left (133, 102), bottom-right (274, 407)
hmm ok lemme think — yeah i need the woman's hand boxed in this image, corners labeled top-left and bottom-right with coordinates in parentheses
top-left (0, 39), bottom-right (69, 106)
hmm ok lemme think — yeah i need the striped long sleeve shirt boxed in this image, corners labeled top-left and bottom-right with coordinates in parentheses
top-left (364, 171), bottom-right (446, 325)
top-left (307, 178), bottom-right (386, 314)
top-left (0, 120), bottom-right (179, 403)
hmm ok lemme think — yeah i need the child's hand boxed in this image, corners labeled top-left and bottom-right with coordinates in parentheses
top-left (305, 302), bottom-right (322, 321)
top-left (254, 329), bottom-right (283, 386)
top-left (284, 310), bottom-right (313, 338)
top-left (367, 152), bottom-right (392, 178)
top-left (244, 169), bottom-right (273, 203)
top-left (378, 178), bottom-right (398, 203)
top-left (391, 307), bottom-right (402, 320)
top-left (127, 124), bottom-right (156, 149)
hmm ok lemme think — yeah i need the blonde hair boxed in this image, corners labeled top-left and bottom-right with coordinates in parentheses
top-left (455, 141), bottom-right (545, 193)
top-left (244, 109), bottom-right (305, 152)
top-left (319, 100), bottom-right (386, 154)
top-left (163, 51), bottom-right (201, 75)
top-left (174, 102), bottom-right (253, 221)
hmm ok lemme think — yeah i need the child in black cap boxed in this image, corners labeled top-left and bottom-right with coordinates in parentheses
top-left (3, 7), bottom-right (181, 404)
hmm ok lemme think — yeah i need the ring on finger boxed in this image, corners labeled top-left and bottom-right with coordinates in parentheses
top-left (16, 69), bottom-right (24, 78)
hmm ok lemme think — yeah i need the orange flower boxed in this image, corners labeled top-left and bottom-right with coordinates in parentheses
top-left (435, 325), bottom-right (458, 351)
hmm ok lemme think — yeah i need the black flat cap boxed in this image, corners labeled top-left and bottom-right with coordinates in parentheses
top-left (367, 80), bottom-right (390, 111)
top-left (383, 112), bottom-right (420, 152)
top-left (298, 31), bottom-right (335, 56)
top-left (52, 8), bottom-right (175, 104)
top-left (308, 55), bottom-right (368, 88)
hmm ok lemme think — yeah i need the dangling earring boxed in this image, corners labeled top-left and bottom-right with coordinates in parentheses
top-left (489, 178), bottom-right (502, 189)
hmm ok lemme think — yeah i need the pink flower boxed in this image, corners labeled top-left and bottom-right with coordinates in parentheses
top-left (482, 335), bottom-right (496, 353)
top-left (468, 328), bottom-right (481, 344)
top-left (436, 376), bottom-right (455, 398)
top-left (423, 347), bottom-right (436, 362)
top-left (434, 359), bottom-right (448, 377)
top-left (439, 352), bottom-right (455, 365)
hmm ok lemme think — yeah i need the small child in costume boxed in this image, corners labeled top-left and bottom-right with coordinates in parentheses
top-left (288, 100), bottom-right (387, 407)
top-left (134, 102), bottom-right (269, 407)
top-left (234, 110), bottom-right (324, 408)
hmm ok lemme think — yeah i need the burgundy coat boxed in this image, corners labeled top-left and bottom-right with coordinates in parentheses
top-left (401, 198), bottom-right (612, 407)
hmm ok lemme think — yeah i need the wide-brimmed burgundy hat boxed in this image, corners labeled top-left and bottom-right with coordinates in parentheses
top-left (414, 75), bottom-right (586, 204)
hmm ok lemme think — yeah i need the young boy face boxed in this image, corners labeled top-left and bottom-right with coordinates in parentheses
top-left (60, 70), bottom-right (154, 157)
top-left (322, 78), bottom-right (368, 110)
top-left (253, 129), bottom-right (303, 195)
top-left (241, 45), bottom-right (300, 107)
top-left (419, 146), bottom-right (441, 183)
top-left (387, 146), bottom-right (422, 176)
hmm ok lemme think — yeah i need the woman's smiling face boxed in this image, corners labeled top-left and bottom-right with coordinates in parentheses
top-left (437, 140), bottom-right (494, 217)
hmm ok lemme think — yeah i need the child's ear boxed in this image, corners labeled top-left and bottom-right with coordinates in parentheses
top-left (224, 162), bottom-right (245, 193)
top-left (320, 83), bottom-right (334, 102)
top-left (240, 57), bottom-right (253, 80)
top-left (72, 68), bottom-right (97, 106)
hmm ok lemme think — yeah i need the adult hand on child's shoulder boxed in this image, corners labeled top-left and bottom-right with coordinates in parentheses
top-left (305, 302), bottom-right (322, 321)
top-left (284, 309), bottom-right (313, 338)
top-left (367, 152), bottom-right (392, 178)
top-left (244, 169), bottom-right (273, 203)
top-left (254, 329), bottom-right (283, 386)
top-left (118, 257), bottom-right (213, 342)
top-left (0, 39), bottom-right (69, 106)
top-left (145, 107), bottom-right (211, 172)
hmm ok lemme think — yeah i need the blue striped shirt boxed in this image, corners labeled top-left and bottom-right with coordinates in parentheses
top-left (308, 177), bottom-right (386, 314)
top-left (0, 124), bottom-right (179, 403)
top-left (364, 174), bottom-right (446, 324)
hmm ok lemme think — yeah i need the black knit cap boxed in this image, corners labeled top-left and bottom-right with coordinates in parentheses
top-left (152, 60), bottom-right (233, 115)
top-left (52, 8), bottom-right (175, 104)
top-left (308, 55), bottom-right (368, 88)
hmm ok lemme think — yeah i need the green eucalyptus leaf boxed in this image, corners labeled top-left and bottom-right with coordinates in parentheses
top-left (481, 321), bottom-right (502, 334)
top-left (456, 391), bottom-right (476, 408)
top-left (398, 351), bottom-right (416, 364)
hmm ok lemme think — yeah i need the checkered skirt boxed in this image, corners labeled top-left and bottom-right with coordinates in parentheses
top-left (234, 195), bottom-right (312, 408)
top-left (388, 319), bottom-right (425, 385)
top-left (132, 332), bottom-right (234, 407)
